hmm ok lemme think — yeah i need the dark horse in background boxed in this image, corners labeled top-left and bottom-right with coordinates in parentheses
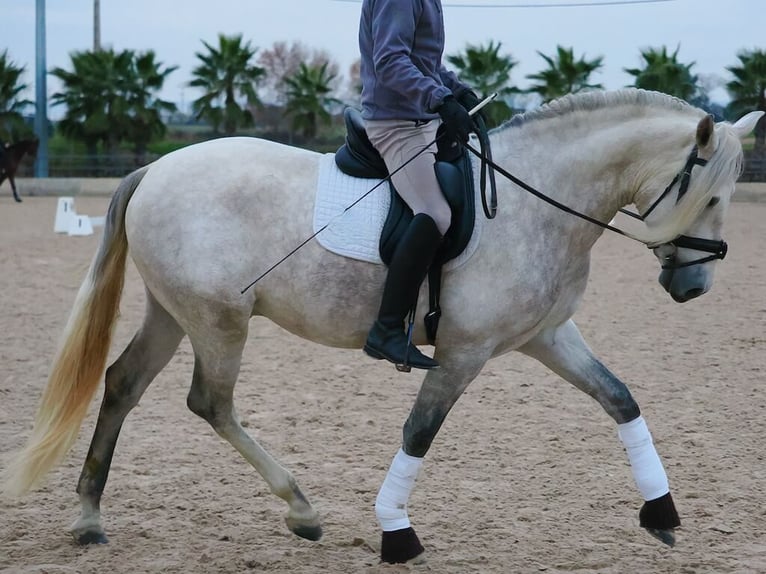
top-left (0, 139), bottom-right (39, 202)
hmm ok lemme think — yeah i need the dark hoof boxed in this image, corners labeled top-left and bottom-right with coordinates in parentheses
top-left (76, 530), bottom-right (109, 545)
top-left (381, 527), bottom-right (425, 564)
top-left (644, 527), bottom-right (676, 547)
top-left (639, 492), bottom-right (679, 548)
top-left (640, 493), bottom-right (680, 530)
top-left (291, 523), bottom-right (323, 541)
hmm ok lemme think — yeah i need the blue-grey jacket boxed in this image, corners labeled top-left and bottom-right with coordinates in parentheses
top-left (359, 0), bottom-right (468, 121)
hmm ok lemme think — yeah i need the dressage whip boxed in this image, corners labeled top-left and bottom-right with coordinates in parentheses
top-left (240, 94), bottom-right (498, 294)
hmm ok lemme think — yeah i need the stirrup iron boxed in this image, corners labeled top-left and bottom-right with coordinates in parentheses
top-left (395, 305), bottom-right (416, 373)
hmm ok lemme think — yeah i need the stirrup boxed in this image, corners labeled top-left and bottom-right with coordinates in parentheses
top-left (396, 306), bottom-right (416, 372)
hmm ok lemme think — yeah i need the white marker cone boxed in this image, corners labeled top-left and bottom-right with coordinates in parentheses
top-left (68, 214), bottom-right (94, 236)
top-left (54, 197), bottom-right (76, 233)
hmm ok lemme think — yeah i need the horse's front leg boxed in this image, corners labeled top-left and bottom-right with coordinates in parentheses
top-left (520, 319), bottom-right (680, 546)
top-left (9, 174), bottom-right (21, 202)
top-left (376, 350), bottom-right (488, 564)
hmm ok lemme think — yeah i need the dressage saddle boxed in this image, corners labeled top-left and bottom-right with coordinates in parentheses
top-left (334, 107), bottom-right (477, 343)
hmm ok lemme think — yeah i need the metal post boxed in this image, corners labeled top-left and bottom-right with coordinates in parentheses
top-left (34, 0), bottom-right (48, 177)
top-left (94, 0), bottom-right (101, 52)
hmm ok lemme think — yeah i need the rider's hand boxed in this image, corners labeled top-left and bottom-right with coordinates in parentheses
top-left (456, 90), bottom-right (487, 125)
top-left (437, 96), bottom-right (474, 145)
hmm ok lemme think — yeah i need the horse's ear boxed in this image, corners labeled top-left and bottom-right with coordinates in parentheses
top-left (696, 114), bottom-right (715, 149)
top-left (730, 110), bottom-right (765, 140)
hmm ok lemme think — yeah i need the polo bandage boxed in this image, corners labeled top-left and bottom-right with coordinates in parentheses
top-left (375, 448), bottom-right (424, 531)
top-left (618, 416), bottom-right (670, 501)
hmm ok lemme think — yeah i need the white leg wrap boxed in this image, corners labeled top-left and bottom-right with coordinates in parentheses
top-left (618, 416), bottom-right (670, 501)
top-left (375, 448), bottom-right (424, 532)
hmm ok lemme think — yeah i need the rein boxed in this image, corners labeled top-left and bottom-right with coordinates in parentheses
top-left (464, 142), bottom-right (728, 270)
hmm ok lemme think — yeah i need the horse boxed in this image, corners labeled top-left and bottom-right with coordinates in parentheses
top-left (0, 138), bottom-right (39, 202)
top-left (3, 89), bottom-right (762, 564)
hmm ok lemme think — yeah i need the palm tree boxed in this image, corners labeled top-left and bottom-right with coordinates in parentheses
top-left (127, 51), bottom-right (178, 161)
top-left (624, 46), bottom-right (698, 101)
top-left (52, 49), bottom-right (135, 157)
top-left (0, 50), bottom-right (33, 142)
top-left (526, 46), bottom-right (604, 103)
top-left (52, 49), bottom-right (176, 164)
top-left (726, 49), bottom-right (766, 154)
top-left (284, 62), bottom-right (341, 141)
top-left (189, 34), bottom-right (265, 135)
top-left (446, 40), bottom-right (519, 127)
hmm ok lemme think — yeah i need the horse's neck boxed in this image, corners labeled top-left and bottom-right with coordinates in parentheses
top-left (489, 112), bottom-right (689, 227)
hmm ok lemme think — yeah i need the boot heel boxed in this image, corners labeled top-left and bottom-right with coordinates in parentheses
top-left (363, 344), bottom-right (385, 360)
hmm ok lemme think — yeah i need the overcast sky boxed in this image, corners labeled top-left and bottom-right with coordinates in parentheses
top-left (2, 0), bottom-right (763, 111)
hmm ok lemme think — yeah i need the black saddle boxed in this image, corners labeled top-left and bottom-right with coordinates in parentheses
top-left (334, 108), bottom-right (475, 268)
top-left (334, 108), bottom-right (477, 343)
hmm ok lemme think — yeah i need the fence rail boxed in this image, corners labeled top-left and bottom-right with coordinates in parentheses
top-left (741, 156), bottom-right (766, 182)
top-left (16, 151), bottom-right (766, 181)
top-left (18, 154), bottom-right (160, 178)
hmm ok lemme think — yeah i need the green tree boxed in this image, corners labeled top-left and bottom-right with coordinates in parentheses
top-left (52, 49), bottom-right (135, 156)
top-left (52, 49), bottom-right (176, 160)
top-left (127, 51), bottom-right (178, 161)
top-left (284, 62), bottom-right (341, 141)
top-left (726, 49), bottom-right (766, 153)
top-left (526, 45), bottom-right (604, 102)
top-left (0, 50), bottom-right (33, 141)
top-left (257, 41), bottom-right (340, 105)
top-left (446, 40), bottom-right (519, 127)
top-left (189, 34), bottom-right (265, 135)
top-left (624, 46), bottom-right (698, 101)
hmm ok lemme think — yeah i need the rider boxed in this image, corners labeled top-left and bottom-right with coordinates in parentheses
top-left (359, 0), bottom-right (482, 370)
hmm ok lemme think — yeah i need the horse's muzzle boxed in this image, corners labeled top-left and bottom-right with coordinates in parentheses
top-left (658, 266), bottom-right (710, 303)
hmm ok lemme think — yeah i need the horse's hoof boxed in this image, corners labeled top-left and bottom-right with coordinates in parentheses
top-left (290, 523), bottom-right (323, 541)
top-left (74, 529), bottom-right (109, 545)
top-left (644, 527), bottom-right (675, 547)
top-left (285, 515), bottom-right (323, 541)
top-left (380, 527), bottom-right (425, 564)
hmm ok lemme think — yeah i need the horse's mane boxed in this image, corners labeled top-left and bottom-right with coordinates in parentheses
top-left (500, 88), bottom-right (701, 131)
top-left (495, 88), bottom-right (742, 247)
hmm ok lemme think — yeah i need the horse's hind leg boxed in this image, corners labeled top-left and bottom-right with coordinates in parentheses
top-left (520, 319), bottom-right (680, 546)
top-left (71, 290), bottom-right (185, 544)
top-left (9, 174), bottom-right (21, 202)
top-left (185, 319), bottom-right (322, 541)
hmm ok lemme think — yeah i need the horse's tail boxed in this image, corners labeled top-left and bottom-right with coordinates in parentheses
top-left (2, 166), bottom-right (149, 497)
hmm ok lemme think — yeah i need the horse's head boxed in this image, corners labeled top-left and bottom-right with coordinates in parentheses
top-left (643, 111), bottom-right (764, 303)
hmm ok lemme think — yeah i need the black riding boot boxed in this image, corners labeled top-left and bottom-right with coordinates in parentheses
top-left (364, 213), bottom-right (442, 370)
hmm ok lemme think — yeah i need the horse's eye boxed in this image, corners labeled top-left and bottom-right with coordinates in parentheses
top-left (707, 197), bottom-right (720, 208)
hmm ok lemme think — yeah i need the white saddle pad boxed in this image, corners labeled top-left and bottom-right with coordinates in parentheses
top-left (313, 153), bottom-right (481, 270)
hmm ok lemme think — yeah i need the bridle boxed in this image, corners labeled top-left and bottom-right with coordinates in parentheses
top-left (465, 141), bottom-right (729, 271)
top-left (617, 145), bottom-right (728, 269)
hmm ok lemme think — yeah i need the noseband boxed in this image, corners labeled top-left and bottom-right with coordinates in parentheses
top-left (619, 146), bottom-right (728, 270)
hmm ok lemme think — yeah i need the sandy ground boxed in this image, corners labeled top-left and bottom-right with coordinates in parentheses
top-left (0, 196), bottom-right (764, 574)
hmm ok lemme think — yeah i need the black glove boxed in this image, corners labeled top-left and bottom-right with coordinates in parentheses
top-left (437, 96), bottom-right (474, 145)
top-left (456, 90), bottom-right (486, 124)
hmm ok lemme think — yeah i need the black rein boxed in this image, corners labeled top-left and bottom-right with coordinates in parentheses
top-left (465, 142), bottom-right (728, 270)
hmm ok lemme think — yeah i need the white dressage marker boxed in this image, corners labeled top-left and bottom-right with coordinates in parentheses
top-left (54, 196), bottom-right (106, 236)
top-left (53, 197), bottom-right (76, 233)
top-left (68, 214), bottom-right (94, 236)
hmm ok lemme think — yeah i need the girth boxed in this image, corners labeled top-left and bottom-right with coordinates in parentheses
top-left (334, 108), bottom-right (477, 343)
